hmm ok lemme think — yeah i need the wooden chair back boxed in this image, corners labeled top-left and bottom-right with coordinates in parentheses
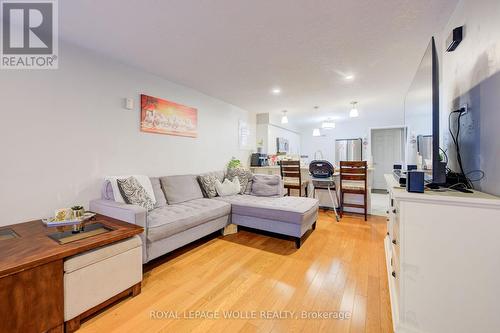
top-left (339, 161), bottom-right (368, 184)
top-left (280, 160), bottom-right (308, 196)
top-left (339, 161), bottom-right (368, 220)
top-left (280, 160), bottom-right (301, 184)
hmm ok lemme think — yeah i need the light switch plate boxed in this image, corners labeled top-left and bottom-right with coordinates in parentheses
top-left (124, 98), bottom-right (134, 110)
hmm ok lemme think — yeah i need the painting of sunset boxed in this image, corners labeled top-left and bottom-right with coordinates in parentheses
top-left (140, 94), bottom-right (198, 138)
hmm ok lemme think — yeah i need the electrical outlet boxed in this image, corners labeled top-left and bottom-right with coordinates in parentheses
top-left (461, 103), bottom-right (469, 114)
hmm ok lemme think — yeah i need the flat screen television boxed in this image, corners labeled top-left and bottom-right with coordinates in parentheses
top-left (404, 37), bottom-right (446, 185)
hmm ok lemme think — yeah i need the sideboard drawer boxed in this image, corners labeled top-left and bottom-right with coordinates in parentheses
top-left (387, 213), bottom-right (394, 242)
top-left (392, 241), bottom-right (400, 265)
top-left (392, 203), bottom-right (400, 243)
top-left (391, 249), bottom-right (400, 301)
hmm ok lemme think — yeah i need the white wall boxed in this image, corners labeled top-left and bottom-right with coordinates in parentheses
top-left (0, 42), bottom-right (255, 225)
top-left (440, 0), bottom-right (500, 195)
top-left (267, 125), bottom-right (301, 155)
top-left (300, 115), bottom-right (404, 165)
top-left (256, 113), bottom-right (301, 155)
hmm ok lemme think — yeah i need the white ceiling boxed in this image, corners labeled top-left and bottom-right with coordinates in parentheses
top-left (60, 0), bottom-right (457, 129)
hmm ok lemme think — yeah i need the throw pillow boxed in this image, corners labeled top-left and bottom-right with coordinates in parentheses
top-left (226, 167), bottom-right (252, 194)
top-left (251, 174), bottom-right (282, 197)
top-left (160, 175), bottom-right (204, 204)
top-left (117, 176), bottom-right (155, 211)
top-left (244, 178), bottom-right (253, 194)
top-left (150, 177), bottom-right (168, 208)
top-left (105, 175), bottom-right (156, 205)
top-left (101, 180), bottom-right (115, 200)
top-left (197, 174), bottom-right (218, 198)
top-left (215, 178), bottom-right (241, 197)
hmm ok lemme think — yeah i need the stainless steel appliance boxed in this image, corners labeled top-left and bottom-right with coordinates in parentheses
top-left (335, 138), bottom-right (362, 162)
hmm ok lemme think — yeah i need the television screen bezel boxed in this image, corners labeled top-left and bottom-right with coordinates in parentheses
top-left (430, 37), bottom-right (446, 185)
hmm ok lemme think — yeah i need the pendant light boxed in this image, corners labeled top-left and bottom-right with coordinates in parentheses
top-left (321, 119), bottom-right (336, 129)
top-left (281, 110), bottom-right (289, 124)
top-left (349, 102), bottom-right (359, 118)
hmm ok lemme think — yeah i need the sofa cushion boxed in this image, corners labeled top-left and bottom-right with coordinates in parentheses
top-left (117, 177), bottom-right (156, 211)
top-left (215, 178), bottom-right (240, 197)
top-left (105, 175), bottom-right (156, 204)
top-left (197, 174), bottom-right (219, 198)
top-left (250, 174), bottom-right (282, 197)
top-left (197, 170), bottom-right (225, 198)
top-left (101, 180), bottom-right (114, 200)
top-left (150, 177), bottom-right (167, 208)
top-left (215, 195), bottom-right (318, 225)
top-left (199, 170), bottom-right (225, 182)
top-left (147, 198), bottom-right (231, 241)
top-left (226, 167), bottom-right (253, 194)
top-left (160, 175), bottom-right (204, 204)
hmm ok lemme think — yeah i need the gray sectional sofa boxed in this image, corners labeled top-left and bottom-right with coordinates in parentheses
top-left (90, 171), bottom-right (319, 263)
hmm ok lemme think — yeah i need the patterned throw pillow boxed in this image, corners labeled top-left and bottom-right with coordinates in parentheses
top-left (197, 174), bottom-right (218, 198)
top-left (226, 167), bottom-right (253, 194)
top-left (117, 176), bottom-right (155, 211)
top-left (215, 178), bottom-right (241, 197)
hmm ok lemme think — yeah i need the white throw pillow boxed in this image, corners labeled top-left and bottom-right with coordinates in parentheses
top-left (215, 178), bottom-right (241, 197)
top-left (105, 175), bottom-right (156, 204)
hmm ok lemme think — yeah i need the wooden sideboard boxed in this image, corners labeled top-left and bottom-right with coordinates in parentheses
top-left (0, 216), bottom-right (143, 333)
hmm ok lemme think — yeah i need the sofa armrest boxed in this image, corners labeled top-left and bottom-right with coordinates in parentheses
top-left (89, 199), bottom-right (147, 229)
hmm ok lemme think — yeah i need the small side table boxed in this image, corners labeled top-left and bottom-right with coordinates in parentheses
top-left (0, 215), bottom-right (143, 333)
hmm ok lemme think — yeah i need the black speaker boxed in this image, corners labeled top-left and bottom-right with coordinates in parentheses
top-left (407, 171), bottom-right (425, 193)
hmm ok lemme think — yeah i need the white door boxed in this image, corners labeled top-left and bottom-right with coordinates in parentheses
top-left (372, 128), bottom-right (404, 190)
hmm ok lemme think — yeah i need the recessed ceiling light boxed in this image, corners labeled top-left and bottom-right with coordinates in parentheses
top-left (271, 87), bottom-right (281, 95)
top-left (312, 128), bottom-right (321, 137)
top-left (345, 74), bottom-right (355, 80)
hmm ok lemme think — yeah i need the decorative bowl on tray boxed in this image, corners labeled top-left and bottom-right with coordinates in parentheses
top-left (42, 212), bottom-right (96, 233)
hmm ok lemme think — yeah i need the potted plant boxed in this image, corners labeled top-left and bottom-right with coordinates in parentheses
top-left (227, 157), bottom-right (241, 169)
top-left (71, 205), bottom-right (85, 219)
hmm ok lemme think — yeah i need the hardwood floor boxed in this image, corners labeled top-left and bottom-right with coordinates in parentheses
top-left (79, 211), bottom-right (392, 333)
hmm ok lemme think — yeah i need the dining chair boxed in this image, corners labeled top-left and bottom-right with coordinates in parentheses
top-left (339, 161), bottom-right (368, 221)
top-left (280, 160), bottom-right (309, 197)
